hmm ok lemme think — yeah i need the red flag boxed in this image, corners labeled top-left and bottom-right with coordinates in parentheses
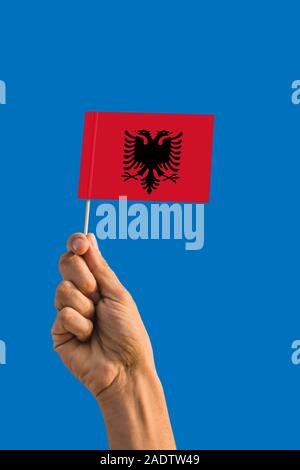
top-left (78, 112), bottom-right (214, 202)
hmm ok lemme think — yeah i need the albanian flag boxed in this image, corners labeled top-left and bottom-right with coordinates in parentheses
top-left (78, 112), bottom-right (214, 202)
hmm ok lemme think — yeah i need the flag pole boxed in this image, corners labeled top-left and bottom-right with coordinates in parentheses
top-left (84, 199), bottom-right (91, 235)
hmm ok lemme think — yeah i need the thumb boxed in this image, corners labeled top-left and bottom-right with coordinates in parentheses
top-left (79, 233), bottom-right (127, 301)
top-left (67, 232), bottom-right (90, 255)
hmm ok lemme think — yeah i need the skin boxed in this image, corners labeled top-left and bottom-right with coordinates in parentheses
top-left (52, 233), bottom-right (176, 450)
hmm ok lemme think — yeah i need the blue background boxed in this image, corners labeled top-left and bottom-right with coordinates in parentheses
top-left (0, 1), bottom-right (299, 450)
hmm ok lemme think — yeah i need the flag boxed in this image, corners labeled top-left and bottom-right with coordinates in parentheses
top-left (78, 111), bottom-right (214, 202)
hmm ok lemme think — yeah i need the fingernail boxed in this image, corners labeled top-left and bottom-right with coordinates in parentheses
top-left (90, 234), bottom-right (99, 250)
top-left (72, 238), bottom-right (82, 252)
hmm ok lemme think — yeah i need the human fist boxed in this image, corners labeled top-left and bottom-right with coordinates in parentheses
top-left (52, 233), bottom-right (155, 400)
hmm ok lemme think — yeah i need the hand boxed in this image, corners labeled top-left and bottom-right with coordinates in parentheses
top-left (52, 232), bottom-right (154, 399)
top-left (52, 233), bottom-right (176, 449)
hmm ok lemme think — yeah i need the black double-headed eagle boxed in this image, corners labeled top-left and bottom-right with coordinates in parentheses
top-left (122, 129), bottom-right (183, 194)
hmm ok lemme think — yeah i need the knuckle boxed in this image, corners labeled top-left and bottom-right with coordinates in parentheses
top-left (59, 252), bottom-right (80, 270)
top-left (56, 280), bottom-right (73, 297)
top-left (70, 253), bottom-right (82, 268)
top-left (58, 252), bottom-right (71, 271)
top-left (60, 307), bottom-right (73, 324)
top-left (55, 281), bottom-right (74, 309)
top-left (81, 278), bottom-right (97, 296)
top-left (59, 252), bottom-right (68, 267)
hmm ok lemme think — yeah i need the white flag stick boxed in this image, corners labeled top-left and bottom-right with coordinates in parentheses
top-left (84, 199), bottom-right (91, 235)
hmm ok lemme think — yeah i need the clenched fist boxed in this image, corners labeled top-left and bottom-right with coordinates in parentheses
top-left (52, 233), bottom-right (175, 450)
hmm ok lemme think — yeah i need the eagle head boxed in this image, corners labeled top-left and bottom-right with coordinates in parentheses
top-left (157, 130), bottom-right (171, 137)
top-left (136, 129), bottom-right (151, 137)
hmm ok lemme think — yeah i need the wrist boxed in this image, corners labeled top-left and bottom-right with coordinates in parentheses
top-left (97, 366), bottom-right (176, 450)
